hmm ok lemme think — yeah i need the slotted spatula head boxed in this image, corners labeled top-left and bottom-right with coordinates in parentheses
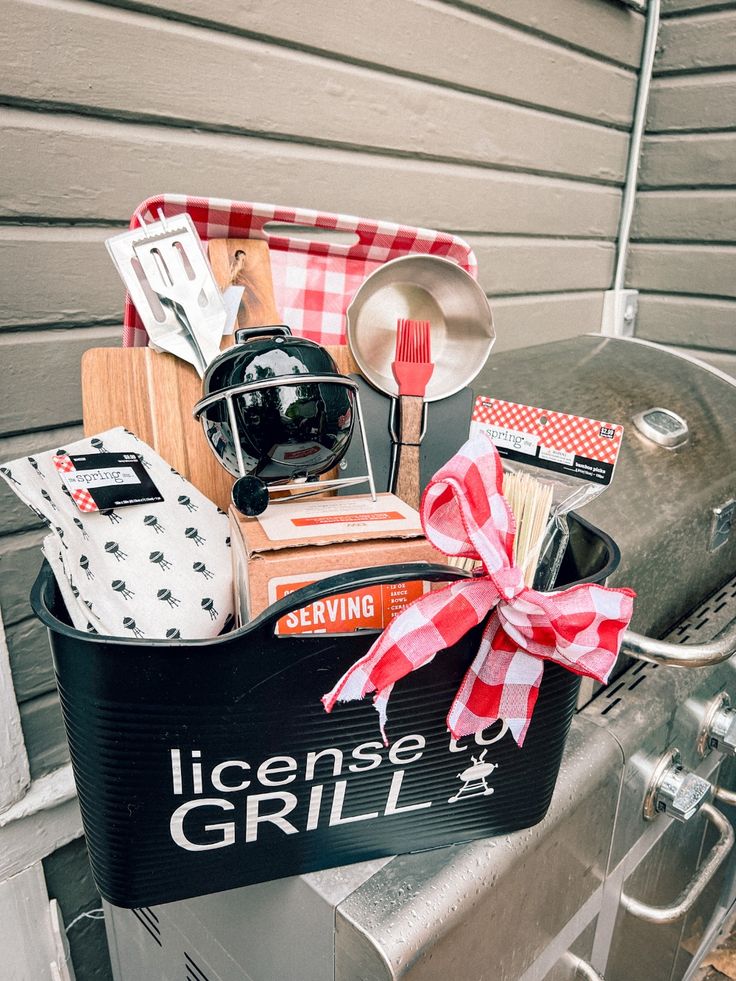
top-left (391, 318), bottom-right (434, 397)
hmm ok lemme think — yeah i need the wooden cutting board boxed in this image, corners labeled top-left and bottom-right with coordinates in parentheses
top-left (82, 239), bottom-right (358, 510)
top-left (208, 238), bottom-right (281, 330)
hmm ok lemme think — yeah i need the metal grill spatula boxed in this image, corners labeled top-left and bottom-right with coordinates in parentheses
top-left (131, 218), bottom-right (227, 374)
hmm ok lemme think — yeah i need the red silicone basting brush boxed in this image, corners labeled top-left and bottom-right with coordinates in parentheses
top-left (391, 318), bottom-right (434, 509)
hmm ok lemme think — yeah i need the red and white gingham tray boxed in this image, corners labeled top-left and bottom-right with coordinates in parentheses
top-left (122, 195), bottom-right (477, 348)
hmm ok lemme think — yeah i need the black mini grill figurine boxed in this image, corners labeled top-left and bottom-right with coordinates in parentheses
top-left (193, 326), bottom-right (376, 516)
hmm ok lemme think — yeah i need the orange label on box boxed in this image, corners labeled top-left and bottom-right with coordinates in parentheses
top-left (290, 511), bottom-right (404, 528)
top-left (272, 577), bottom-right (427, 635)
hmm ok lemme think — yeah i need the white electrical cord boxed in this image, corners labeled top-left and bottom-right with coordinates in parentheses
top-left (64, 907), bottom-right (104, 933)
top-left (613, 0), bottom-right (662, 291)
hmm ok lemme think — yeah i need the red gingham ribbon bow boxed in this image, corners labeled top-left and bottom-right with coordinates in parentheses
top-left (322, 433), bottom-right (635, 747)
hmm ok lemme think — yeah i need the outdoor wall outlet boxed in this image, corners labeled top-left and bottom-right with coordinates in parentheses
top-left (601, 289), bottom-right (638, 337)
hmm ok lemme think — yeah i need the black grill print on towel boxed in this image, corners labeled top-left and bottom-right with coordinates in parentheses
top-left (150, 551), bottom-right (173, 571)
top-left (123, 617), bottom-right (144, 638)
top-left (27, 457), bottom-right (44, 478)
top-left (40, 488), bottom-right (57, 510)
top-left (1, 427), bottom-right (233, 639)
top-left (157, 589), bottom-right (181, 608)
top-left (202, 598), bottom-right (218, 620)
top-left (185, 527), bottom-right (206, 546)
top-left (105, 541), bottom-right (127, 562)
top-left (112, 580), bottom-right (134, 600)
top-left (73, 516), bottom-right (90, 540)
top-left (0, 467), bottom-right (21, 486)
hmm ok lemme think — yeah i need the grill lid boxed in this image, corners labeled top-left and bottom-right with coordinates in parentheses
top-left (474, 335), bottom-right (736, 636)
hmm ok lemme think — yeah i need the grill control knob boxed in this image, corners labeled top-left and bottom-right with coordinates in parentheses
top-left (644, 748), bottom-right (713, 822)
top-left (698, 693), bottom-right (736, 757)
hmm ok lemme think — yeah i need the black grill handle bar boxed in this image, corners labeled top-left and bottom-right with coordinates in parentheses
top-left (621, 617), bottom-right (736, 668)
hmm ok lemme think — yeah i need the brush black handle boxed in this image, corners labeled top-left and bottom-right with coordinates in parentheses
top-left (394, 395), bottom-right (424, 510)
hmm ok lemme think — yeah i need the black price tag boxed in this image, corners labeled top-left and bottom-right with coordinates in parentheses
top-left (55, 452), bottom-right (164, 512)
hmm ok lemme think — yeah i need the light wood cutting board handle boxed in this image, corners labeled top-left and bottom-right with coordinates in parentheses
top-left (393, 395), bottom-right (423, 511)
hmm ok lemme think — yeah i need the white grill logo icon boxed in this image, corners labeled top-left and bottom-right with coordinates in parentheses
top-left (448, 750), bottom-right (498, 804)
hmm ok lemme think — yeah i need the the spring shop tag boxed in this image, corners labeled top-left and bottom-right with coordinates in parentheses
top-left (54, 452), bottom-right (164, 513)
top-left (470, 397), bottom-right (624, 486)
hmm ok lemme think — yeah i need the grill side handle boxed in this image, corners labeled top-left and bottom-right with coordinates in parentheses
top-left (621, 618), bottom-right (736, 668)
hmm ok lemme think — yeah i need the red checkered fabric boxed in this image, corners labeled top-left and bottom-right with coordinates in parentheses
top-left (52, 455), bottom-right (100, 512)
top-left (323, 434), bottom-right (635, 746)
top-left (122, 196), bottom-right (477, 348)
top-left (52, 454), bottom-right (74, 473)
top-left (70, 489), bottom-right (99, 513)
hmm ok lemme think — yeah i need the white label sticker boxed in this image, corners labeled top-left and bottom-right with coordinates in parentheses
top-left (470, 422), bottom-right (539, 457)
top-left (61, 466), bottom-right (141, 491)
top-left (539, 446), bottom-right (575, 466)
top-left (257, 494), bottom-right (422, 542)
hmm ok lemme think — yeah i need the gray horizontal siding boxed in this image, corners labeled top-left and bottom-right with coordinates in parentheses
top-left (0, 0), bottom-right (642, 779)
top-left (1, 2), bottom-right (632, 180)
top-left (0, 326), bottom-right (120, 435)
top-left (629, 0), bottom-right (736, 349)
top-left (1, 109), bottom-right (624, 233)
top-left (640, 132), bottom-right (736, 188)
top-left (57, 0), bottom-right (638, 123)
top-left (628, 243), bottom-right (736, 297)
top-left (6, 616), bottom-right (55, 704)
top-left (661, 0), bottom-right (732, 13)
top-left (19, 691), bottom-right (69, 780)
top-left (459, 0), bottom-right (646, 65)
top-left (655, 9), bottom-right (736, 72)
top-left (647, 72), bottom-right (736, 132)
top-left (636, 294), bottom-right (736, 347)
top-left (632, 189), bottom-right (736, 240)
top-left (132, 0), bottom-right (647, 67)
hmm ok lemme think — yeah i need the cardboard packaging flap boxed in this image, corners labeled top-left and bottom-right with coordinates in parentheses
top-left (236, 493), bottom-right (425, 556)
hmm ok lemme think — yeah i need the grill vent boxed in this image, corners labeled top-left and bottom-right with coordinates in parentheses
top-left (592, 574), bottom-right (736, 719)
top-left (131, 906), bottom-right (162, 947)
top-left (673, 576), bottom-right (736, 644)
top-left (185, 951), bottom-right (211, 981)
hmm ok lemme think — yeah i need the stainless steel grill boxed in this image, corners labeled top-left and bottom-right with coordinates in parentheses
top-left (104, 336), bottom-right (736, 981)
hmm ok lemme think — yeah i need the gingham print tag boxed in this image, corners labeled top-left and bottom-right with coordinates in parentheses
top-left (470, 397), bottom-right (624, 486)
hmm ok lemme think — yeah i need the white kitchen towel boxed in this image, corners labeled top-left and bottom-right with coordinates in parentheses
top-left (1, 427), bottom-right (234, 639)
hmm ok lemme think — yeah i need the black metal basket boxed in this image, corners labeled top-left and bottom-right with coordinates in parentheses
top-left (31, 513), bottom-right (619, 909)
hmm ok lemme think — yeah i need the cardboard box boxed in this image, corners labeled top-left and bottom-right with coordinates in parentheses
top-left (229, 493), bottom-right (443, 634)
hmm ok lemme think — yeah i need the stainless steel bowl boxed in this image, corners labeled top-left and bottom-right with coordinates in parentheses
top-left (346, 254), bottom-right (495, 401)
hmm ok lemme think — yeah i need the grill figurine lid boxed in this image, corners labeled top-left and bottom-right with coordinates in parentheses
top-left (194, 326), bottom-right (376, 516)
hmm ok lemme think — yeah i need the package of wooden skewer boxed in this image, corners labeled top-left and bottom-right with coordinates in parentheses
top-left (468, 397), bottom-right (626, 589)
